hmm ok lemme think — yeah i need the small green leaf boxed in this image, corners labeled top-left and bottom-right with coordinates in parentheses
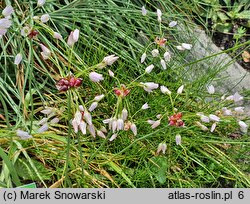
top-left (17, 183), bottom-right (37, 188)
top-left (217, 12), bottom-right (230, 21)
top-left (155, 170), bottom-right (166, 184)
top-left (24, 89), bottom-right (36, 108)
top-left (235, 10), bottom-right (250, 19)
top-left (222, 0), bottom-right (231, 7)
top-left (213, 22), bottom-right (233, 33)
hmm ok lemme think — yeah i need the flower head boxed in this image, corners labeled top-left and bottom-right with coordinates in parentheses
top-left (151, 120), bottom-right (161, 129)
top-left (0, 18), bottom-right (12, 37)
top-left (210, 123), bottom-right (217, 132)
top-left (37, 0), bottom-right (46, 7)
top-left (209, 114), bottom-right (220, 122)
top-left (141, 53), bottom-right (146, 63)
top-left (233, 92), bottom-right (243, 102)
top-left (151, 49), bottom-right (159, 57)
top-left (122, 108), bottom-right (128, 121)
top-left (103, 54), bottom-right (119, 66)
top-left (160, 59), bottom-right (166, 70)
top-left (221, 107), bottom-right (232, 116)
top-left (181, 43), bottom-right (192, 50)
top-left (239, 121), bottom-right (248, 133)
top-left (56, 75), bottom-right (82, 92)
top-left (130, 123), bottom-right (137, 136)
top-left (156, 9), bottom-right (162, 22)
top-left (40, 44), bottom-right (51, 60)
top-left (89, 71), bottom-right (104, 82)
top-left (94, 94), bottom-right (104, 102)
top-left (160, 85), bottom-right (171, 95)
top-left (200, 115), bottom-right (210, 123)
top-left (141, 103), bottom-right (149, 110)
top-left (177, 43), bottom-right (192, 50)
top-left (67, 29), bottom-right (80, 46)
top-left (88, 102), bottom-right (98, 112)
top-left (169, 112), bottom-right (184, 127)
top-left (234, 107), bottom-right (244, 114)
top-left (141, 6), bottom-right (147, 16)
top-left (14, 53), bottom-right (22, 65)
top-left (16, 129), bottom-right (32, 140)
top-left (207, 85), bottom-right (215, 94)
top-left (175, 134), bottom-right (181, 145)
top-left (109, 133), bottom-right (118, 141)
top-left (164, 51), bottom-right (171, 62)
top-left (108, 69), bottom-right (114, 77)
top-left (20, 26), bottom-right (31, 37)
top-left (41, 14), bottom-right (50, 23)
top-left (53, 32), bottom-right (63, 40)
top-left (140, 82), bottom-right (159, 93)
top-left (177, 85), bottom-right (184, 94)
top-left (2, 5), bottom-right (14, 17)
top-left (114, 84), bottom-right (130, 98)
top-left (195, 121), bottom-right (208, 131)
top-left (37, 123), bottom-right (49, 133)
top-left (169, 21), bottom-right (177, 27)
top-left (28, 30), bottom-right (39, 38)
top-left (97, 130), bottom-right (106, 138)
top-left (155, 37), bottom-right (167, 47)
top-left (145, 64), bottom-right (154, 73)
top-left (157, 143), bottom-right (167, 154)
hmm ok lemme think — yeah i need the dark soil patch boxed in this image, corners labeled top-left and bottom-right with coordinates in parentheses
top-left (212, 31), bottom-right (250, 71)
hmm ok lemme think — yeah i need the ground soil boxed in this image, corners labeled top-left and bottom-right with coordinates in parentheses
top-left (212, 31), bottom-right (250, 71)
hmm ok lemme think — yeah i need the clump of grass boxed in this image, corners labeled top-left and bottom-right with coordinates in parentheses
top-left (0, 0), bottom-right (249, 188)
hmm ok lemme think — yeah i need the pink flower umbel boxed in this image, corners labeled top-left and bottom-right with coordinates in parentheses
top-left (114, 84), bottom-right (130, 98)
top-left (56, 75), bottom-right (83, 92)
top-left (155, 37), bottom-right (167, 47)
top-left (169, 112), bottom-right (184, 127)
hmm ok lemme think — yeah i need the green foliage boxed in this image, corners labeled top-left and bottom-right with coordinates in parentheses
top-left (189, 0), bottom-right (250, 33)
top-left (0, 0), bottom-right (249, 188)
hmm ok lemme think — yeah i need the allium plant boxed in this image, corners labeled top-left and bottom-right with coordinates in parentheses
top-left (1, 1), bottom-right (249, 188)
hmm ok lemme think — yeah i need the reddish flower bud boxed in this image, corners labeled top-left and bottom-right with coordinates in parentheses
top-left (28, 30), bottom-right (39, 38)
top-left (74, 78), bottom-right (83, 87)
top-left (168, 112), bottom-right (184, 127)
top-left (114, 84), bottom-right (130, 98)
top-left (114, 89), bottom-right (122, 96)
top-left (169, 120), bottom-right (175, 126)
top-left (56, 76), bottom-right (83, 92)
top-left (155, 37), bottom-right (167, 47)
top-left (69, 77), bottom-right (75, 87)
top-left (123, 89), bottom-right (130, 97)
